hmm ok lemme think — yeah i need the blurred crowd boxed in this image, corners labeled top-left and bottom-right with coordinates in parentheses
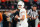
top-left (0, 6), bottom-right (40, 27)
top-left (0, 0), bottom-right (40, 10)
top-left (0, 0), bottom-right (40, 27)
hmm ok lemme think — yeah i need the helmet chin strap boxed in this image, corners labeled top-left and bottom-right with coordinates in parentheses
top-left (18, 8), bottom-right (23, 10)
top-left (18, 7), bottom-right (22, 10)
top-left (18, 6), bottom-right (24, 10)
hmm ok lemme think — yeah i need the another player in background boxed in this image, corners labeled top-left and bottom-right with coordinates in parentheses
top-left (27, 5), bottom-right (39, 27)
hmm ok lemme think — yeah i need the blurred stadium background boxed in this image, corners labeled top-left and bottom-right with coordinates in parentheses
top-left (0, 0), bottom-right (40, 27)
top-left (0, 0), bottom-right (40, 10)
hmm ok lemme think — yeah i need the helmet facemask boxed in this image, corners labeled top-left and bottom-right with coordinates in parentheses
top-left (17, 1), bottom-right (24, 10)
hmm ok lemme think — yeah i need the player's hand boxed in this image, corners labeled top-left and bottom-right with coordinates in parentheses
top-left (7, 17), bottom-right (10, 21)
top-left (31, 17), bottom-right (35, 20)
top-left (32, 17), bottom-right (34, 19)
top-left (32, 17), bottom-right (36, 20)
top-left (15, 15), bottom-right (19, 18)
top-left (27, 15), bottom-right (31, 18)
top-left (33, 17), bottom-right (36, 20)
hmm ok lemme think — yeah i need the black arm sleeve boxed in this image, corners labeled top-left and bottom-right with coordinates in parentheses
top-left (3, 14), bottom-right (7, 21)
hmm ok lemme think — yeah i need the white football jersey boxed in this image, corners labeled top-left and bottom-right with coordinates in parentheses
top-left (17, 9), bottom-right (28, 27)
top-left (20, 9), bottom-right (26, 19)
top-left (19, 9), bottom-right (28, 27)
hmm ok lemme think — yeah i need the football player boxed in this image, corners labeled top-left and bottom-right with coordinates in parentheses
top-left (15, 1), bottom-right (28, 27)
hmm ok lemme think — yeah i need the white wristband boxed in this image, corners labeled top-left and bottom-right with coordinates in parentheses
top-left (18, 17), bottom-right (20, 20)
